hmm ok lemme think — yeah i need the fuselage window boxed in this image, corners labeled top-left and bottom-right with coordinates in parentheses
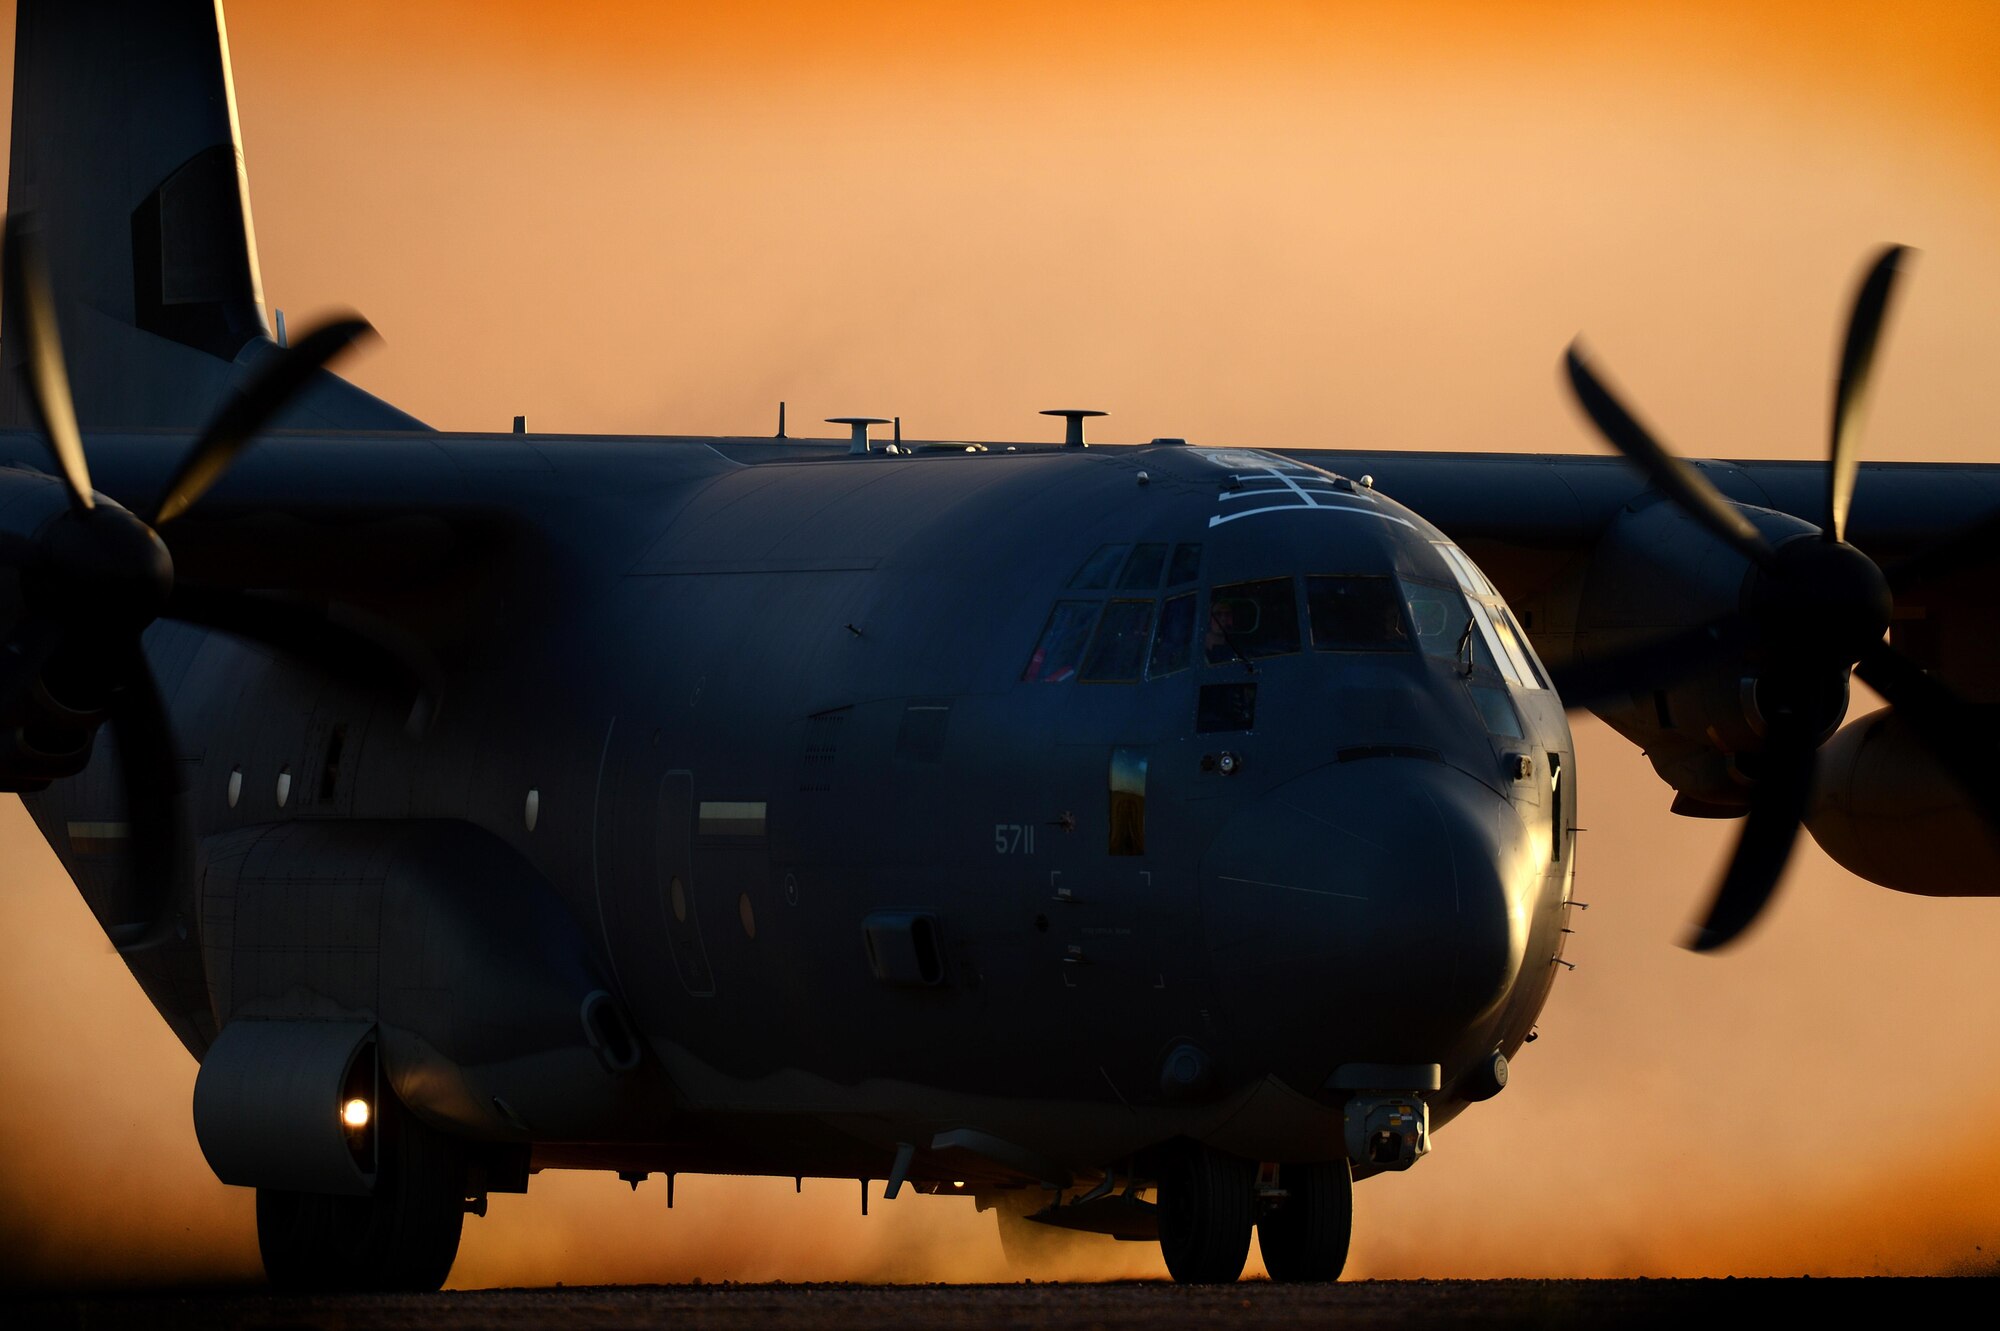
top-left (1205, 578), bottom-right (1300, 664)
top-left (1070, 544), bottom-right (1129, 589)
top-left (1148, 592), bottom-right (1197, 678)
top-left (1307, 575), bottom-right (1410, 651)
top-left (1081, 600), bottom-right (1157, 682)
top-left (1118, 543), bottom-right (1169, 590)
top-left (1167, 543), bottom-right (1203, 587)
top-left (1023, 600), bottom-right (1100, 681)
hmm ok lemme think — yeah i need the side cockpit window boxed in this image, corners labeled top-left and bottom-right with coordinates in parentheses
top-left (1148, 592), bottom-right (1197, 678)
top-left (1429, 541), bottom-right (1550, 690)
top-left (1404, 581), bottom-right (1467, 661)
top-left (1118, 543), bottom-right (1169, 589)
top-left (1027, 542), bottom-right (1204, 685)
top-left (1023, 601), bottom-right (1099, 682)
top-left (1070, 545), bottom-right (1128, 589)
top-left (1081, 600), bottom-right (1157, 682)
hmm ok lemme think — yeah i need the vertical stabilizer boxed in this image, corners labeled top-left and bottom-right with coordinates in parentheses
top-left (3, 0), bottom-right (426, 432)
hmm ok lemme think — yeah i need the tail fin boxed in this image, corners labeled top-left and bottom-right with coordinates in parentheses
top-left (3, 0), bottom-right (426, 432)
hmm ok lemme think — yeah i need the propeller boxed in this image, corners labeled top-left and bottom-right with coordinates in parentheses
top-left (1, 214), bottom-right (373, 948)
top-left (1562, 244), bottom-right (2000, 952)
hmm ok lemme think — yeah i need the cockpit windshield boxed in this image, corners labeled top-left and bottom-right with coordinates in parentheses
top-left (1204, 578), bottom-right (1300, 664)
top-left (1306, 575), bottom-right (1408, 651)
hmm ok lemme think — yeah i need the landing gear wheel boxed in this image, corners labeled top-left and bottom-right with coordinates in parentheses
top-left (1257, 1161), bottom-right (1353, 1282)
top-left (256, 1092), bottom-right (468, 1291)
top-left (1156, 1143), bottom-right (1255, 1283)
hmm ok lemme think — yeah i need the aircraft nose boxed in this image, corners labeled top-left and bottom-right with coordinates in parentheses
top-left (1197, 757), bottom-right (1535, 1066)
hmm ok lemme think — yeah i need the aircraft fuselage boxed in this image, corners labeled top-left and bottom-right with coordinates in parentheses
top-left (24, 433), bottom-right (1574, 1185)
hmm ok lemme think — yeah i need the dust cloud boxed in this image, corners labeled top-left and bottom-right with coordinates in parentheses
top-left (6, 0), bottom-right (2000, 1291)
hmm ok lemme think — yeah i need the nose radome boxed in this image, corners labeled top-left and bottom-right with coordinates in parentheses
top-left (1198, 758), bottom-right (1534, 1064)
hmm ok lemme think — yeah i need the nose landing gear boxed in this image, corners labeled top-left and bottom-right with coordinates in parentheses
top-left (1156, 1143), bottom-right (1257, 1282)
top-left (1256, 1161), bottom-right (1353, 1283)
top-left (1155, 1144), bottom-right (1356, 1283)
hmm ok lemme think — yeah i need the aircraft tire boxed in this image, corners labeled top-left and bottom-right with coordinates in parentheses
top-left (1156, 1143), bottom-right (1255, 1283)
top-left (1256, 1161), bottom-right (1353, 1282)
top-left (255, 1092), bottom-right (467, 1292)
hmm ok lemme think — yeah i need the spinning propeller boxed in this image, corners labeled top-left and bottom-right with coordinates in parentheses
top-left (1, 216), bottom-right (372, 947)
top-left (1563, 246), bottom-right (2000, 952)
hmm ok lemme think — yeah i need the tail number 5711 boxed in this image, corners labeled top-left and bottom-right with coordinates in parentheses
top-left (994, 823), bottom-right (1037, 855)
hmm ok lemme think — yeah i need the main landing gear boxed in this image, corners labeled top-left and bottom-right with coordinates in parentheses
top-left (255, 1092), bottom-right (470, 1292)
top-left (1156, 1143), bottom-right (1353, 1283)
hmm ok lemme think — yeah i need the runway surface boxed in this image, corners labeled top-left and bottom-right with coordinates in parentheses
top-left (10, 1278), bottom-right (1976, 1330)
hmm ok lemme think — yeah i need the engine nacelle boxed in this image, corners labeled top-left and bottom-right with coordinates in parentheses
top-left (1566, 497), bottom-right (1828, 810)
top-left (1806, 706), bottom-right (2000, 896)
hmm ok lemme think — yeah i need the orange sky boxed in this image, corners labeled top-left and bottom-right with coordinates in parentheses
top-left (5, 0), bottom-right (2000, 1288)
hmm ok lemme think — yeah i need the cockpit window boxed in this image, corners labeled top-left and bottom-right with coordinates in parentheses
top-left (1205, 578), bottom-right (1300, 664)
top-left (1434, 541), bottom-right (1496, 597)
top-left (1118, 544), bottom-right (1169, 590)
top-left (1069, 544), bottom-right (1129, 589)
top-left (1167, 543), bottom-right (1203, 587)
top-left (1404, 580), bottom-right (1469, 660)
top-left (1307, 576), bottom-right (1409, 651)
top-left (1466, 600), bottom-right (1523, 686)
top-left (1081, 600), bottom-right (1157, 682)
top-left (1494, 605), bottom-right (1551, 689)
top-left (1023, 601), bottom-right (1099, 681)
top-left (1149, 592), bottom-right (1197, 678)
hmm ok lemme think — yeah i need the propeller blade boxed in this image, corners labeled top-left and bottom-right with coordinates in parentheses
top-left (1548, 615), bottom-right (1746, 712)
top-left (151, 316), bottom-right (375, 526)
top-left (1564, 342), bottom-right (1774, 569)
top-left (1826, 246), bottom-right (1909, 545)
top-left (1685, 735), bottom-right (1816, 952)
top-left (101, 644), bottom-right (184, 951)
top-left (1852, 640), bottom-right (2000, 831)
top-left (2, 220), bottom-right (93, 513)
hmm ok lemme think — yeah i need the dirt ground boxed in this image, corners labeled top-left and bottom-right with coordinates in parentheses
top-left (7, 1278), bottom-right (1975, 1331)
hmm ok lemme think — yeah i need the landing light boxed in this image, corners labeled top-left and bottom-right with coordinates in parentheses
top-left (342, 1098), bottom-right (371, 1130)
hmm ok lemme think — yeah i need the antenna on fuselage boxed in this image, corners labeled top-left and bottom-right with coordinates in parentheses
top-left (828, 416), bottom-right (890, 455)
top-left (274, 309), bottom-right (287, 348)
top-left (1041, 408), bottom-right (1106, 448)
top-left (777, 401), bottom-right (787, 438)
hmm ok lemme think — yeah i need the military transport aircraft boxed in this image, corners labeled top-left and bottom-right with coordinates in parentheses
top-left (5, 0), bottom-right (1999, 1293)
